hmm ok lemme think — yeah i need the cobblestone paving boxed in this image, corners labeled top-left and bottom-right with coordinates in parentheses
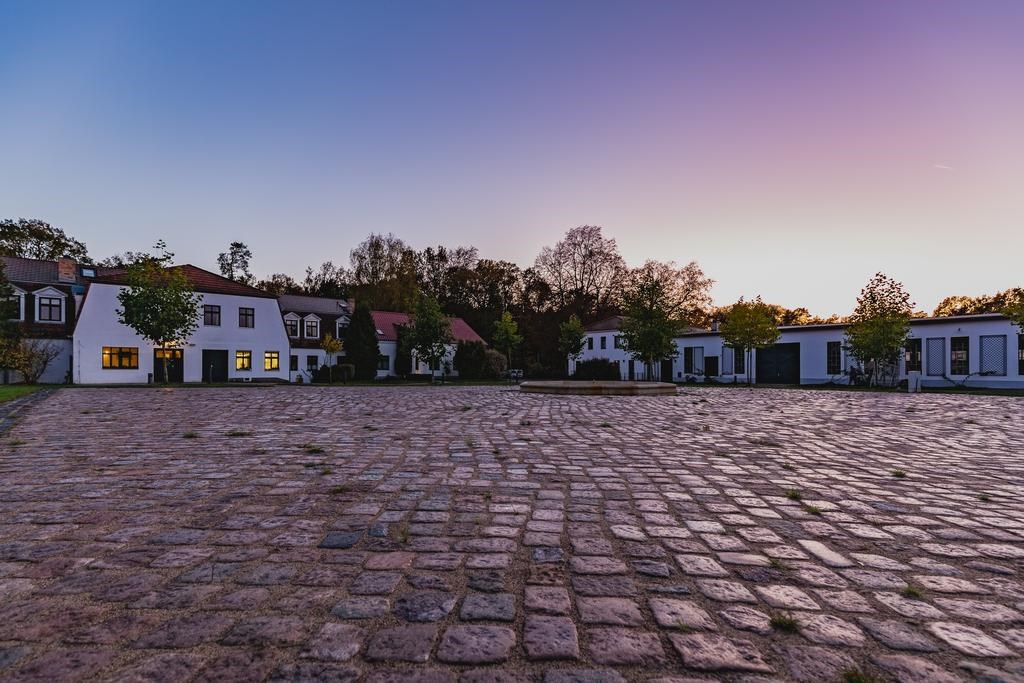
top-left (1, 385), bottom-right (1023, 682)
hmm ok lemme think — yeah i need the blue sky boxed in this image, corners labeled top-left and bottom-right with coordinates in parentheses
top-left (2, 1), bottom-right (1022, 315)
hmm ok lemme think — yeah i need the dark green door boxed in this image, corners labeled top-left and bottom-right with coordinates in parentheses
top-left (755, 343), bottom-right (800, 384)
top-left (202, 350), bottom-right (229, 383)
top-left (154, 349), bottom-right (184, 383)
top-left (660, 359), bottom-right (673, 381)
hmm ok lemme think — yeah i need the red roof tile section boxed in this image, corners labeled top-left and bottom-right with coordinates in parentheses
top-left (93, 264), bottom-right (276, 298)
top-left (370, 310), bottom-right (484, 344)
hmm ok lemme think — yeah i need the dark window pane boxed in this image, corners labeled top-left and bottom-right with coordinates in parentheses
top-left (827, 341), bottom-right (842, 375)
top-left (734, 347), bottom-right (745, 375)
top-left (950, 336), bottom-right (969, 375)
top-left (203, 304), bottom-right (221, 326)
top-left (239, 308), bottom-right (255, 328)
top-left (904, 338), bottom-right (922, 373)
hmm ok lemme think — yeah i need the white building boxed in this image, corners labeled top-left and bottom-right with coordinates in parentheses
top-left (371, 310), bottom-right (485, 378)
top-left (74, 265), bottom-right (291, 384)
top-left (574, 313), bottom-right (1024, 389)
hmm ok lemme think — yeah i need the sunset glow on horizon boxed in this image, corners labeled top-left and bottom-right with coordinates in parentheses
top-left (1, 1), bottom-right (1021, 315)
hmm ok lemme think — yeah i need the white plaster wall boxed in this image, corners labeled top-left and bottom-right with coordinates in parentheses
top-left (74, 284), bottom-right (291, 384)
top-left (1, 340), bottom-right (72, 385)
top-left (573, 318), bottom-right (1023, 388)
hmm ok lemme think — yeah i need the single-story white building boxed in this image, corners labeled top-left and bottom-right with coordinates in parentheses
top-left (574, 313), bottom-right (1024, 389)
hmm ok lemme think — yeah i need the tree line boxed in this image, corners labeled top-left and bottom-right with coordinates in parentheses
top-left (3, 217), bottom-right (1022, 383)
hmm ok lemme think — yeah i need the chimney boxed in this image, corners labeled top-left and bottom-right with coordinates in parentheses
top-left (57, 257), bottom-right (77, 283)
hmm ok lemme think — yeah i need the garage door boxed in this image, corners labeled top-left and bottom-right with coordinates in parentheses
top-left (755, 343), bottom-right (800, 384)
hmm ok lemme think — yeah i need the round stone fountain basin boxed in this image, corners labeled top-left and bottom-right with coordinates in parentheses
top-left (519, 380), bottom-right (677, 396)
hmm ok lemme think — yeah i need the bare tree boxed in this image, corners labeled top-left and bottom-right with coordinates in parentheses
top-left (534, 226), bottom-right (627, 316)
top-left (9, 339), bottom-right (63, 384)
top-left (627, 260), bottom-right (715, 325)
top-left (349, 233), bottom-right (419, 310)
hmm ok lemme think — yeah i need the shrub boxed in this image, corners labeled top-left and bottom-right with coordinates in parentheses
top-left (313, 363), bottom-right (353, 383)
top-left (483, 349), bottom-right (507, 379)
top-left (573, 358), bottom-right (621, 381)
top-left (454, 341), bottom-right (487, 380)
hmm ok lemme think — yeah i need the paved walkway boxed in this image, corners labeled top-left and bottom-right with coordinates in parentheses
top-left (1, 386), bottom-right (1022, 682)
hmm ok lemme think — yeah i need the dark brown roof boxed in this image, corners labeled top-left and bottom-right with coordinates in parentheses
top-left (278, 294), bottom-right (351, 316)
top-left (93, 264), bottom-right (277, 298)
top-left (585, 315), bottom-right (626, 332)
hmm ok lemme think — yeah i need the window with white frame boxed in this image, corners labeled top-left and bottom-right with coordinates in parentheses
top-left (36, 294), bottom-right (63, 322)
top-left (284, 317), bottom-right (299, 337)
top-left (304, 318), bottom-right (320, 338)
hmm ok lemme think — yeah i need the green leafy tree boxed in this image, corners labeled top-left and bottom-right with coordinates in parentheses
top-left (1006, 297), bottom-right (1024, 331)
top-left (617, 260), bottom-right (712, 380)
top-left (618, 286), bottom-right (679, 381)
top-left (934, 287), bottom-right (1024, 317)
top-left (492, 310), bottom-right (522, 369)
top-left (256, 272), bottom-right (302, 295)
top-left (719, 296), bottom-right (780, 385)
top-left (453, 341), bottom-right (487, 380)
top-left (406, 295), bottom-right (453, 382)
top-left (343, 304), bottom-right (381, 381)
top-left (844, 272), bottom-right (913, 386)
top-left (320, 333), bottom-right (344, 382)
top-left (0, 218), bottom-right (89, 261)
top-left (116, 241), bottom-right (201, 384)
top-left (557, 315), bottom-right (586, 375)
top-left (217, 241), bottom-right (255, 285)
top-left (97, 250), bottom-right (153, 268)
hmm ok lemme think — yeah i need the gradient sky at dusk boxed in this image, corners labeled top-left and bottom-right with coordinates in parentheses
top-left (1, 1), bottom-right (1021, 315)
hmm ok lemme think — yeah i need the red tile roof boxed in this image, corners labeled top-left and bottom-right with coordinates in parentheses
top-left (93, 264), bottom-right (276, 298)
top-left (370, 310), bottom-right (484, 344)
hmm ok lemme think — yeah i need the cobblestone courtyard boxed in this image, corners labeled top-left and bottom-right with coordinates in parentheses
top-left (1, 386), bottom-right (1023, 682)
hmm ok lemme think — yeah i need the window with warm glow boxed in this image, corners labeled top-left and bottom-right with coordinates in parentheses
top-left (236, 350), bottom-right (252, 370)
top-left (102, 346), bottom-right (138, 369)
top-left (264, 351), bottom-right (280, 370)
